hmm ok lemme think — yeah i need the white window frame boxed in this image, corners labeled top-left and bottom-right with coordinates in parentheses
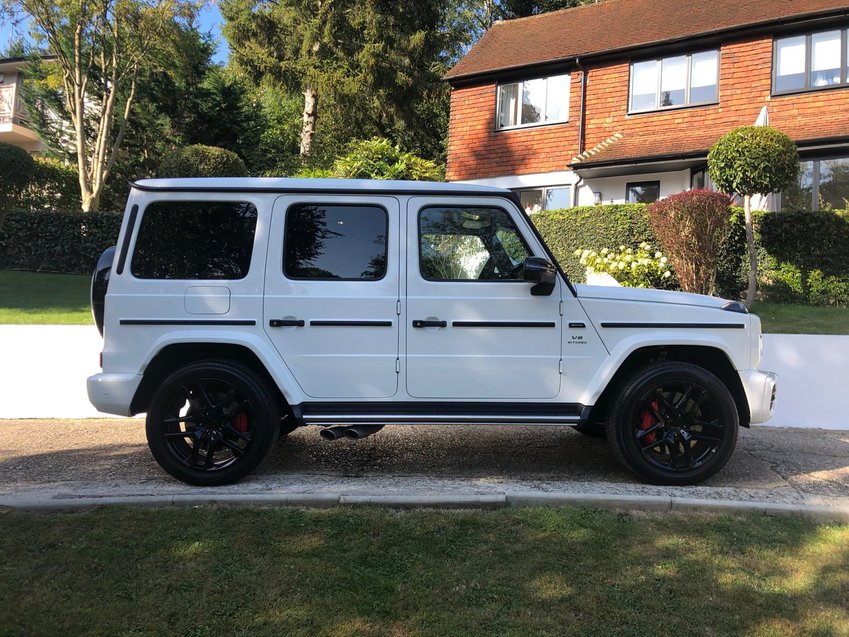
top-left (514, 185), bottom-right (573, 212)
top-left (773, 29), bottom-right (849, 95)
top-left (495, 74), bottom-right (570, 130)
top-left (628, 50), bottom-right (719, 113)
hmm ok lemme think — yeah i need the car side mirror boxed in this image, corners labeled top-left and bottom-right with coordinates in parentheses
top-left (522, 256), bottom-right (556, 296)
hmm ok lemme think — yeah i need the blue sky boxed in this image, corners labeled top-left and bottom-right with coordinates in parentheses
top-left (1, 3), bottom-right (229, 64)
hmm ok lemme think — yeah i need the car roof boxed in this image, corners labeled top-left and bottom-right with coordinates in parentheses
top-left (131, 177), bottom-right (514, 198)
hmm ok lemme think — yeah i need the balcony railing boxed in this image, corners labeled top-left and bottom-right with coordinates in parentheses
top-left (0, 85), bottom-right (28, 126)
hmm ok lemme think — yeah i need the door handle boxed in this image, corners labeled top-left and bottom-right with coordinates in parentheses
top-left (412, 319), bottom-right (447, 328)
top-left (269, 319), bottom-right (305, 327)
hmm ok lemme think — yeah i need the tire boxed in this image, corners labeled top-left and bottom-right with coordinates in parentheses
top-left (605, 362), bottom-right (739, 486)
top-left (146, 360), bottom-right (281, 486)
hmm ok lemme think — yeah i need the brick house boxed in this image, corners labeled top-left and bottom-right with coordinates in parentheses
top-left (445, 0), bottom-right (849, 212)
top-left (0, 57), bottom-right (43, 154)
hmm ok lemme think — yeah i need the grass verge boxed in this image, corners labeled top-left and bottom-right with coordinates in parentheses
top-left (0, 270), bottom-right (92, 325)
top-left (1, 506), bottom-right (847, 636)
top-left (752, 301), bottom-right (849, 335)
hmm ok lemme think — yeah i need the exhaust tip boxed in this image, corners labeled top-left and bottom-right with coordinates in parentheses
top-left (319, 426), bottom-right (346, 440)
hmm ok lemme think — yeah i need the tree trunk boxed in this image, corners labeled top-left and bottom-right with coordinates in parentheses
top-left (300, 86), bottom-right (318, 157)
top-left (744, 194), bottom-right (758, 308)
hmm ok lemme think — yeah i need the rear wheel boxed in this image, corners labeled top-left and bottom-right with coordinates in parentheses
top-left (146, 360), bottom-right (281, 486)
top-left (606, 362), bottom-right (739, 485)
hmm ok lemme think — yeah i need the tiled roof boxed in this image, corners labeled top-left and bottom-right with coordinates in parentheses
top-left (446, 0), bottom-right (849, 81)
top-left (572, 121), bottom-right (849, 168)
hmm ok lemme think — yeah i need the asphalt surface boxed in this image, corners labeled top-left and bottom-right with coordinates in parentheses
top-left (1, 419), bottom-right (848, 518)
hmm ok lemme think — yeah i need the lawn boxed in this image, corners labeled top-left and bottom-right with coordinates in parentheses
top-left (0, 506), bottom-right (846, 636)
top-left (1, 269), bottom-right (848, 333)
top-left (0, 270), bottom-right (92, 325)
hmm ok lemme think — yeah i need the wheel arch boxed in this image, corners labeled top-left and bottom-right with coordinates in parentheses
top-left (584, 345), bottom-right (750, 429)
top-left (130, 342), bottom-right (294, 419)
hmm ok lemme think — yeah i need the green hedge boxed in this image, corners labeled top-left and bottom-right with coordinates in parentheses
top-left (531, 204), bottom-right (655, 281)
top-left (533, 205), bottom-right (849, 305)
top-left (757, 210), bottom-right (849, 306)
top-left (0, 210), bottom-right (121, 274)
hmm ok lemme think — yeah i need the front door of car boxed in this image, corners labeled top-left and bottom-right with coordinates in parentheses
top-left (264, 196), bottom-right (400, 399)
top-left (405, 198), bottom-right (562, 400)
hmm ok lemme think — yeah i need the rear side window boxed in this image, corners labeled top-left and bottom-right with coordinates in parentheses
top-left (131, 201), bottom-right (258, 280)
top-left (284, 204), bottom-right (387, 280)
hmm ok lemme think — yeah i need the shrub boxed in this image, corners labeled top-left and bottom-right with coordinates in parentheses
top-left (17, 157), bottom-right (81, 211)
top-left (157, 144), bottom-right (248, 178)
top-left (576, 243), bottom-right (676, 289)
top-left (757, 209), bottom-right (849, 306)
top-left (708, 125), bottom-right (800, 306)
top-left (0, 142), bottom-right (36, 226)
top-left (647, 190), bottom-right (732, 295)
top-left (531, 204), bottom-right (656, 281)
top-left (0, 210), bottom-right (122, 273)
top-left (326, 138), bottom-right (444, 181)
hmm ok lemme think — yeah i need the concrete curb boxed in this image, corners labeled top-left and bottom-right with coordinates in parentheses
top-left (3, 491), bottom-right (849, 521)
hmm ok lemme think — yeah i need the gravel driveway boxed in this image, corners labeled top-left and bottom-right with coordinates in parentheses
top-left (1, 419), bottom-right (848, 510)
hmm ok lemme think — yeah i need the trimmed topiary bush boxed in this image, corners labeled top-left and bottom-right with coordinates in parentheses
top-left (647, 190), bottom-right (732, 295)
top-left (157, 145), bottom-right (249, 178)
top-left (0, 142), bottom-right (36, 227)
top-left (708, 125), bottom-right (800, 306)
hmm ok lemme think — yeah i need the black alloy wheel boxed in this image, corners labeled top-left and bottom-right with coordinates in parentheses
top-left (146, 361), bottom-right (280, 486)
top-left (606, 362), bottom-right (739, 485)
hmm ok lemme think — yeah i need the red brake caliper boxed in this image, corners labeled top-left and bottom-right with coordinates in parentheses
top-left (638, 401), bottom-right (658, 444)
top-left (232, 412), bottom-right (250, 433)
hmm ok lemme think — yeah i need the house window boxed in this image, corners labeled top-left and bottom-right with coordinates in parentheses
top-left (690, 167), bottom-right (715, 190)
top-left (774, 29), bottom-right (848, 93)
top-left (516, 186), bottom-right (572, 213)
top-left (782, 157), bottom-right (849, 211)
top-left (496, 74), bottom-right (569, 129)
top-left (626, 181), bottom-right (661, 204)
top-left (629, 50), bottom-right (718, 112)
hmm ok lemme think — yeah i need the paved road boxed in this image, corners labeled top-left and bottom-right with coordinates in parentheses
top-left (1, 419), bottom-right (848, 511)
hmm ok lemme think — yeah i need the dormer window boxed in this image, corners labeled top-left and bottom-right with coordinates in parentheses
top-left (629, 50), bottom-right (719, 113)
top-left (496, 74), bottom-right (570, 130)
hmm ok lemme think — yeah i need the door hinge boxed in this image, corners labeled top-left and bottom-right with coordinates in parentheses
top-left (396, 300), bottom-right (401, 316)
top-left (395, 358), bottom-right (400, 374)
top-left (559, 359), bottom-right (563, 374)
top-left (559, 300), bottom-right (564, 316)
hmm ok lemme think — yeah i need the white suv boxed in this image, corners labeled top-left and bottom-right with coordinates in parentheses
top-left (88, 178), bottom-right (777, 486)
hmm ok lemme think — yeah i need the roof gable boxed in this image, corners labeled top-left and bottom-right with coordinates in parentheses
top-left (446, 0), bottom-right (849, 82)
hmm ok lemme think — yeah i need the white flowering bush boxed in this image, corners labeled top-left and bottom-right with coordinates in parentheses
top-left (575, 243), bottom-right (677, 289)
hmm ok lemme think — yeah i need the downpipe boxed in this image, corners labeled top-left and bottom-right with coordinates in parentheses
top-left (319, 425), bottom-right (384, 440)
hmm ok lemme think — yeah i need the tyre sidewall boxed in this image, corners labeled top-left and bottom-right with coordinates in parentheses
top-left (607, 363), bottom-right (739, 486)
top-left (146, 361), bottom-right (280, 486)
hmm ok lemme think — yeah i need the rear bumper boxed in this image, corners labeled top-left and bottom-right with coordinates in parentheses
top-left (739, 369), bottom-right (777, 424)
top-left (87, 372), bottom-right (142, 417)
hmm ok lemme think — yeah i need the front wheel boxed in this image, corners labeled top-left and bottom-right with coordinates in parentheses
top-left (146, 361), bottom-right (281, 486)
top-left (606, 362), bottom-right (739, 485)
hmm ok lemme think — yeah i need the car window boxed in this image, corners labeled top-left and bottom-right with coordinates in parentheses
top-left (284, 204), bottom-right (387, 280)
top-left (419, 207), bottom-right (531, 281)
top-left (131, 201), bottom-right (257, 280)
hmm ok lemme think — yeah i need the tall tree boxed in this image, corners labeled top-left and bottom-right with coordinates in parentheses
top-left (221, 0), bottom-right (452, 162)
top-left (1, 0), bottom-right (201, 211)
